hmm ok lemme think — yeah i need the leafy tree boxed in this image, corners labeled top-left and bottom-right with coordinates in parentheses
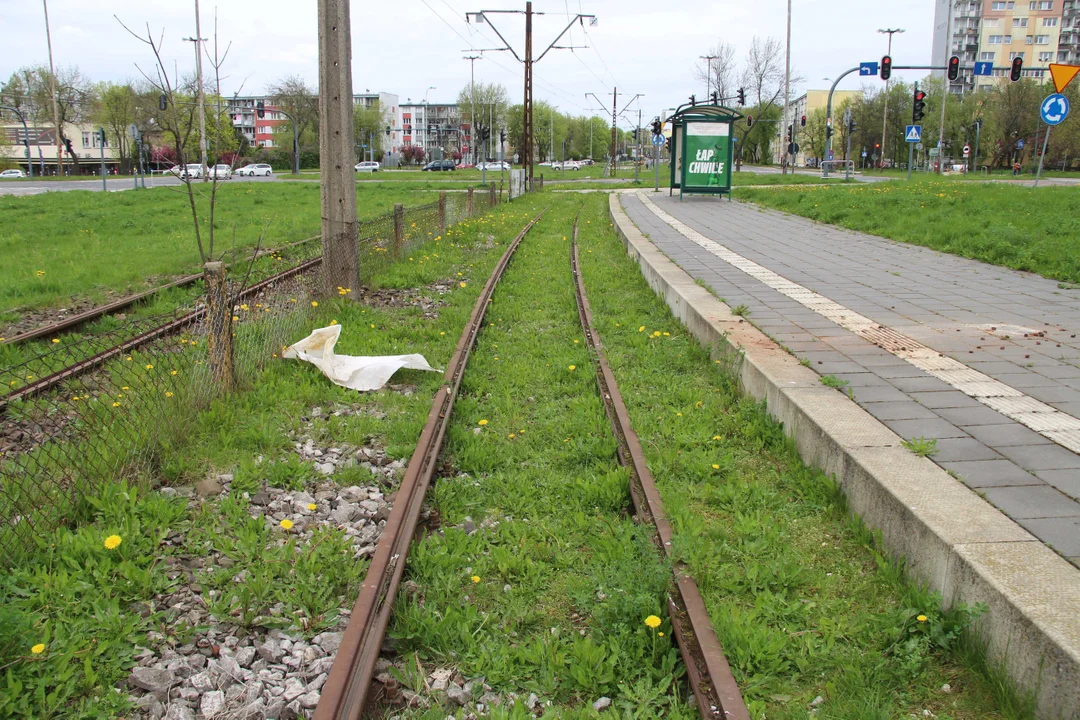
top-left (267, 75), bottom-right (318, 150)
top-left (456, 81), bottom-right (509, 161)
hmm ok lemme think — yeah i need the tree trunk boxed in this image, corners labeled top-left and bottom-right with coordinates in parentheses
top-left (203, 261), bottom-right (235, 392)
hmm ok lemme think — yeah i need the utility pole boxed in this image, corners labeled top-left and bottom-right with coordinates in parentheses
top-left (878, 28), bottom-right (904, 169)
top-left (937, 3), bottom-right (952, 175)
top-left (782, 0), bottom-right (791, 174)
top-left (610, 88), bottom-right (618, 177)
top-left (700, 55), bottom-right (717, 100)
top-left (464, 55), bottom-right (481, 166)
top-left (42, 0), bottom-right (62, 176)
top-left (183, 0), bottom-right (209, 181)
top-left (318, 0), bottom-right (358, 295)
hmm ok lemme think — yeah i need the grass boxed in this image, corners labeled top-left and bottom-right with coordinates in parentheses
top-left (902, 437), bottom-right (940, 458)
top-left (0, 182), bottom-right (442, 317)
top-left (737, 178), bottom-right (1080, 283)
top-left (820, 374), bottom-right (850, 389)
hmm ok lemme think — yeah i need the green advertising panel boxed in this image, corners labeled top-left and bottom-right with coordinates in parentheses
top-left (681, 121), bottom-right (732, 194)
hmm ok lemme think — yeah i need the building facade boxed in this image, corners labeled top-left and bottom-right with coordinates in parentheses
top-left (773, 89), bottom-right (862, 166)
top-left (933, 0), bottom-right (1080, 92)
top-left (400, 102), bottom-right (461, 160)
top-left (1, 120), bottom-right (122, 174)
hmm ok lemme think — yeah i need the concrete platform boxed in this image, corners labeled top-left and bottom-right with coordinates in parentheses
top-left (609, 191), bottom-right (1080, 720)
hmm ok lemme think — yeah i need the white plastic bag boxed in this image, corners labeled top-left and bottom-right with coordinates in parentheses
top-left (282, 324), bottom-right (440, 391)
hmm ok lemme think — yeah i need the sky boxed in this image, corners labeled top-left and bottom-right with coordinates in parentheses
top-left (2, 0), bottom-right (939, 128)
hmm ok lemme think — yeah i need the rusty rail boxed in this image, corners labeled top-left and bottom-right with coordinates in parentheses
top-left (569, 208), bottom-right (750, 720)
top-left (2, 235), bottom-right (320, 347)
top-left (315, 210), bottom-right (547, 720)
top-left (0, 256), bottom-right (322, 414)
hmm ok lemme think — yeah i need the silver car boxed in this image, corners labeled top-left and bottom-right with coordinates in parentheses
top-left (0, 169), bottom-right (27, 178)
top-left (236, 163), bottom-right (273, 177)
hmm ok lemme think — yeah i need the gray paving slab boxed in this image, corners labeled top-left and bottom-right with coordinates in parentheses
top-left (621, 191), bottom-right (1080, 565)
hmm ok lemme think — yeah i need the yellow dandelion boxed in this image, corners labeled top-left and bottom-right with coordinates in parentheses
top-left (644, 615), bottom-right (661, 628)
top-left (240, 304), bottom-right (249, 311)
top-left (638, 326), bottom-right (645, 332)
top-left (658, 632), bottom-right (664, 637)
top-left (568, 365), bottom-right (576, 371)
top-left (460, 282), bottom-right (467, 288)
top-left (51, 338), bottom-right (59, 344)
top-left (471, 575), bottom-right (481, 583)
top-left (478, 419), bottom-right (489, 426)
top-left (280, 519), bottom-right (294, 530)
top-left (508, 433), bottom-right (516, 439)
top-left (232, 316), bottom-right (239, 322)
top-left (144, 364), bottom-right (153, 370)
top-left (170, 370), bottom-right (178, 376)
top-left (112, 402), bottom-right (121, 408)
top-left (330, 319), bottom-right (338, 325)
top-left (713, 435), bottom-right (721, 440)
top-left (31, 643), bottom-right (46, 655)
top-left (307, 503), bottom-right (317, 511)
top-left (104, 534), bottom-right (122, 550)
top-left (917, 614), bottom-right (928, 623)
top-left (165, 391), bottom-right (174, 398)
top-left (712, 464), bottom-right (720, 469)
top-left (311, 301), bottom-right (318, 307)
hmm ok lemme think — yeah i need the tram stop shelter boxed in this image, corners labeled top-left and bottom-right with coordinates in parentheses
top-left (667, 103), bottom-right (742, 200)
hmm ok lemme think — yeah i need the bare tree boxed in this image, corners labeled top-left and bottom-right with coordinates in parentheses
top-left (693, 40), bottom-right (738, 101)
top-left (268, 75), bottom-right (319, 148)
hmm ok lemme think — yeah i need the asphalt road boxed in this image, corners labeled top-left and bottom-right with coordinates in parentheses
top-left (0, 174), bottom-right (279, 197)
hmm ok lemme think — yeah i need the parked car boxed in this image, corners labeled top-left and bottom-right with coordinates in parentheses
top-left (551, 160), bottom-right (581, 171)
top-left (0, 169), bottom-right (27, 178)
top-left (207, 164), bottom-right (232, 180)
top-left (235, 163), bottom-right (273, 177)
top-left (178, 164), bottom-right (203, 180)
top-left (477, 161), bottom-right (511, 171)
top-left (355, 161), bottom-right (380, 173)
top-left (581, 158), bottom-right (595, 166)
top-left (421, 160), bottom-right (456, 172)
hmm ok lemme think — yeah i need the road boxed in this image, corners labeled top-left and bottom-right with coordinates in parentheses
top-left (0, 175), bottom-right (279, 197)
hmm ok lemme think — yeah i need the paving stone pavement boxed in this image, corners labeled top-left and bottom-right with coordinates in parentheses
top-left (622, 191), bottom-right (1080, 567)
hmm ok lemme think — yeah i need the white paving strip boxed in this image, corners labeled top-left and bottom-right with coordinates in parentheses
top-left (636, 191), bottom-right (1080, 454)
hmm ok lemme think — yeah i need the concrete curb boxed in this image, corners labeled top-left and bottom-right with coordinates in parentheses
top-left (609, 192), bottom-right (1080, 719)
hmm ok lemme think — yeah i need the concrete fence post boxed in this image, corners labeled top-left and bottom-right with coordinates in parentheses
top-left (488, 182), bottom-right (496, 207)
top-left (467, 187), bottom-right (474, 216)
top-left (203, 261), bottom-right (235, 391)
top-left (393, 203), bottom-right (404, 258)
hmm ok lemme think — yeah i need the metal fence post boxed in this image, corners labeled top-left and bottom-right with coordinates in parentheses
top-left (438, 191), bottom-right (447, 234)
top-left (203, 261), bottom-right (235, 391)
top-left (467, 187), bottom-right (474, 216)
top-left (393, 203), bottom-right (404, 258)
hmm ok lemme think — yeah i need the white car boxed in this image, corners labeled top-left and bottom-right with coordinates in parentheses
top-left (551, 160), bottom-right (581, 171)
top-left (0, 169), bottom-right (27, 178)
top-left (176, 164), bottom-right (203, 180)
top-left (208, 164), bottom-right (233, 180)
top-left (355, 161), bottom-right (380, 173)
top-left (235, 163), bottom-right (273, 177)
top-left (477, 161), bottom-right (510, 171)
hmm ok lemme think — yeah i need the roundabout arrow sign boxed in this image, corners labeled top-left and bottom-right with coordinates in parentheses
top-left (1041, 93), bottom-right (1070, 126)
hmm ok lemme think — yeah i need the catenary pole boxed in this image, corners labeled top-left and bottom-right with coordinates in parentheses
top-left (42, 0), bottom-right (63, 176)
top-left (464, 55), bottom-right (480, 165)
top-left (938, 2), bottom-right (952, 174)
top-left (782, 0), bottom-right (791, 174)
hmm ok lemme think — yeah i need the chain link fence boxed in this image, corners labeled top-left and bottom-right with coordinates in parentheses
top-left (0, 185), bottom-right (507, 561)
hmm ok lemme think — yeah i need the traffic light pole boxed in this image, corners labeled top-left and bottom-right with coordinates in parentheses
top-left (907, 81), bottom-right (917, 181)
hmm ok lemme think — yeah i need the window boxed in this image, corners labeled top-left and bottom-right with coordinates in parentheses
top-left (1010, 50), bottom-right (1026, 59)
top-left (980, 51), bottom-right (997, 59)
top-left (1026, 34), bottom-right (1034, 42)
top-left (991, 1), bottom-right (1008, 8)
top-left (1030, 0), bottom-right (1037, 6)
top-left (1040, 50), bottom-right (1054, 60)
top-left (1039, 0), bottom-right (1053, 8)
top-left (1043, 16), bottom-right (1058, 25)
top-left (985, 17), bottom-right (1000, 26)
top-left (1005, 34), bottom-right (1013, 41)
top-left (82, 132), bottom-right (91, 149)
top-left (1014, 17), bottom-right (1029, 26)
top-left (990, 34), bottom-right (1004, 42)
top-left (1036, 34), bottom-right (1050, 42)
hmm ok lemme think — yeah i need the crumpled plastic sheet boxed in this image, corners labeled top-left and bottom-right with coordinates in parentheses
top-left (282, 324), bottom-right (440, 391)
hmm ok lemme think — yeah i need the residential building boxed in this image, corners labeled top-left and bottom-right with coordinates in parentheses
top-left (1, 119), bottom-right (122, 174)
top-left (400, 102), bottom-right (462, 159)
top-left (932, 0), bottom-right (1079, 93)
top-left (353, 91), bottom-right (402, 155)
top-left (773, 89), bottom-right (861, 166)
top-left (228, 96), bottom-right (288, 148)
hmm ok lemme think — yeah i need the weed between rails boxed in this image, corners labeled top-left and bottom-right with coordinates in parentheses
top-left (0, 202), bottom-right (546, 720)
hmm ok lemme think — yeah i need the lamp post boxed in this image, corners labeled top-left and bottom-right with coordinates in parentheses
top-left (424, 86), bottom-right (436, 159)
top-left (878, 28), bottom-right (904, 169)
top-left (700, 54), bottom-right (717, 100)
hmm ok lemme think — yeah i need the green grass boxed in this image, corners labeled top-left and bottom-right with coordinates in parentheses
top-left (738, 178), bottom-right (1080, 283)
top-left (902, 437), bottom-right (940, 458)
top-left (0, 183), bottom-right (441, 317)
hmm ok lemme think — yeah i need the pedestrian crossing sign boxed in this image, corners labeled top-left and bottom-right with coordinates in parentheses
top-left (905, 125), bottom-right (922, 143)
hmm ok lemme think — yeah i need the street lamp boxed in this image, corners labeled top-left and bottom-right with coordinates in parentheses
top-left (424, 86), bottom-right (436, 156)
top-left (700, 55), bottom-right (718, 100)
top-left (877, 28), bottom-right (904, 169)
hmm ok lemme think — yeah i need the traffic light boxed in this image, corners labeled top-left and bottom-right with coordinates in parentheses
top-left (737, 87), bottom-right (746, 106)
top-left (665, 137), bottom-right (671, 151)
top-left (158, 94), bottom-right (167, 111)
top-left (98, 127), bottom-right (106, 145)
top-left (257, 100), bottom-right (265, 119)
top-left (746, 115), bottom-right (753, 128)
top-left (786, 125), bottom-right (793, 143)
top-left (912, 89), bottom-right (927, 123)
top-left (880, 55), bottom-right (892, 80)
top-left (711, 91), bottom-right (718, 105)
top-left (482, 126), bottom-right (490, 141)
top-left (826, 124), bottom-right (834, 139)
top-left (632, 128), bottom-right (639, 142)
top-left (848, 117), bottom-right (857, 133)
top-left (800, 115), bottom-right (806, 127)
top-left (62, 137), bottom-right (75, 156)
top-left (650, 119), bottom-right (661, 135)
top-left (1011, 56), bottom-right (1024, 81)
top-left (385, 125), bottom-right (391, 136)
top-left (689, 94), bottom-right (696, 106)
top-left (500, 129), bottom-right (506, 144)
top-left (947, 55), bottom-right (960, 81)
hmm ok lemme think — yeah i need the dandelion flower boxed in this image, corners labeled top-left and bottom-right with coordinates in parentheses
top-left (460, 282), bottom-right (467, 288)
top-left (658, 632), bottom-right (664, 637)
top-left (311, 301), bottom-right (319, 307)
top-left (508, 433), bottom-right (516, 439)
top-left (917, 614), bottom-right (928, 623)
top-left (713, 435), bottom-right (721, 440)
top-left (145, 364), bottom-right (154, 370)
top-left (165, 391), bottom-right (174, 398)
top-left (638, 326), bottom-right (646, 332)
top-left (478, 419), bottom-right (488, 426)
top-left (31, 643), bottom-right (45, 655)
top-left (568, 365), bottom-right (576, 371)
top-left (644, 615), bottom-right (661, 629)
top-left (712, 464), bottom-right (720, 469)
top-left (112, 402), bottom-right (121, 408)
top-left (51, 338), bottom-right (59, 344)
top-left (170, 370), bottom-right (178, 376)
top-left (240, 304), bottom-right (249, 311)
top-left (330, 320), bottom-right (338, 325)
top-left (307, 503), bottom-right (317, 511)
top-left (36, 270), bottom-right (45, 277)
top-left (471, 575), bottom-right (481, 583)
top-left (280, 519), bottom-right (294, 530)
top-left (104, 535), bottom-right (122, 550)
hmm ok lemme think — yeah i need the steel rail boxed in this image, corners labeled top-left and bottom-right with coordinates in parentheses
top-left (2, 235), bottom-right (321, 346)
top-left (0, 256), bottom-right (322, 414)
top-left (569, 210), bottom-right (750, 720)
top-left (315, 209), bottom-right (547, 720)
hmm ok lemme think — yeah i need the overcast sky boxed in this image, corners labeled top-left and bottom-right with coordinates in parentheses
top-left (3, 0), bottom-right (937, 127)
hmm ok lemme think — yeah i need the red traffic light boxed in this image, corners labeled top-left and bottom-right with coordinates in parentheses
top-left (1010, 56), bottom-right (1024, 82)
top-left (914, 90), bottom-right (926, 102)
top-left (800, 114), bottom-right (807, 127)
top-left (746, 115), bottom-right (753, 128)
top-left (880, 55), bottom-right (892, 80)
top-left (947, 55), bottom-right (961, 81)
top-left (874, 143), bottom-right (881, 149)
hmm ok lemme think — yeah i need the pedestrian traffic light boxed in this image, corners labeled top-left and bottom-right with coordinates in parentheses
top-left (800, 115), bottom-right (806, 127)
top-left (665, 137), bottom-right (671, 151)
top-left (746, 115), bottom-right (753, 128)
top-left (947, 56), bottom-right (960, 81)
top-left (158, 94), bottom-right (167, 111)
top-left (912, 89), bottom-right (927, 123)
top-left (257, 100), bottom-right (265, 119)
top-left (737, 87), bottom-right (746, 106)
top-left (880, 55), bottom-right (892, 80)
top-left (1010, 56), bottom-right (1024, 81)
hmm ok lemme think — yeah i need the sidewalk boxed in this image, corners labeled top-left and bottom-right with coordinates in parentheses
top-left (622, 190), bottom-right (1080, 567)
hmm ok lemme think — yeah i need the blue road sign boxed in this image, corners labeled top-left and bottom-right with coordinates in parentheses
top-left (905, 125), bottom-right (922, 143)
top-left (1041, 93), bottom-right (1070, 126)
top-left (652, 133), bottom-right (664, 146)
top-left (859, 62), bottom-right (879, 76)
top-left (973, 61), bottom-right (993, 76)
top-left (1017, 139), bottom-right (1025, 149)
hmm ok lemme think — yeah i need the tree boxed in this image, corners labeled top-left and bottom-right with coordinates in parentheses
top-left (268, 75), bottom-right (318, 150)
top-left (694, 40), bottom-right (738, 102)
top-left (353, 101), bottom-right (391, 161)
top-left (94, 81), bottom-right (145, 173)
top-left (803, 108), bottom-right (828, 162)
top-left (455, 81), bottom-right (509, 161)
